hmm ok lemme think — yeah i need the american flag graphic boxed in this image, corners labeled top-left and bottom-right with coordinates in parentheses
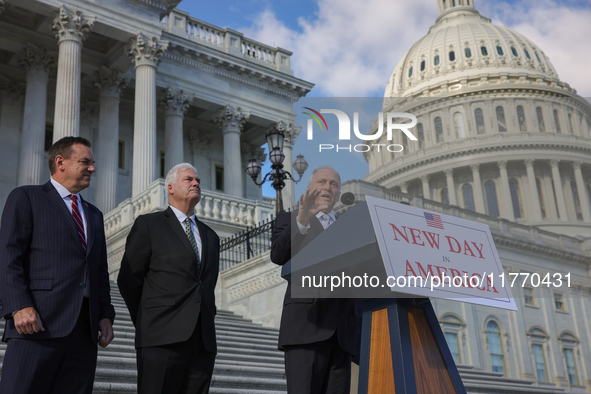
top-left (424, 212), bottom-right (444, 229)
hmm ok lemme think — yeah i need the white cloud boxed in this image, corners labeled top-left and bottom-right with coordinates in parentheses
top-left (240, 0), bottom-right (591, 97)
top-left (480, 0), bottom-right (591, 97)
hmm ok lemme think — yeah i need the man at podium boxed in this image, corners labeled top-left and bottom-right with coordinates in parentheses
top-left (271, 166), bottom-right (358, 394)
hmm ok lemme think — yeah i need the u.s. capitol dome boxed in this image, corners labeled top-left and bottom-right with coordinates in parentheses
top-left (365, 0), bottom-right (591, 238)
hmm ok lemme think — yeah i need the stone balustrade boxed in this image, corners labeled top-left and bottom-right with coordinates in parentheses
top-left (161, 10), bottom-right (292, 73)
top-left (104, 179), bottom-right (275, 240)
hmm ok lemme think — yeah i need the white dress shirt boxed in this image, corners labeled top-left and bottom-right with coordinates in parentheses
top-left (169, 205), bottom-right (202, 260)
top-left (51, 177), bottom-right (87, 238)
top-left (297, 210), bottom-right (336, 234)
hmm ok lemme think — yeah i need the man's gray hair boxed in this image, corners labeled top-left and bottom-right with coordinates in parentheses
top-left (309, 165), bottom-right (341, 190)
top-left (165, 163), bottom-right (198, 194)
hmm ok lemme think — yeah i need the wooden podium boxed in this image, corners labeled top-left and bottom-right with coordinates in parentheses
top-left (358, 297), bottom-right (465, 393)
top-left (283, 200), bottom-right (468, 394)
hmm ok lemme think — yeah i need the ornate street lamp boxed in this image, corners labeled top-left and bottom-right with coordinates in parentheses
top-left (246, 123), bottom-right (308, 214)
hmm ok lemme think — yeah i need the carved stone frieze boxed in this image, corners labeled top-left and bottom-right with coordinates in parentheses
top-left (19, 45), bottom-right (56, 77)
top-left (158, 87), bottom-right (192, 117)
top-left (213, 105), bottom-right (249, 133)
top-left (52, 5), bottom-right (95, 44)
top-left (189, 128), bottom-right (213, 155)
top-left (93, 66), bottom-right (130, 98)
top-left (128, 32), bottom-right (168, 68)
top-left (0, 78), bottom-right (25, 105)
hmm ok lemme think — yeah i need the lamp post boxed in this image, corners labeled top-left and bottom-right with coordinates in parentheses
top-left (246, 124), bottom-right (308, 215)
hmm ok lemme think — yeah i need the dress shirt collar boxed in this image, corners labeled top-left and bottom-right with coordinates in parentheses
top-left (50, 177), bottom-right (80, 201)
top-left (169, 205), bottom-right (195, 225)
top-left (316, 210), bottom-right (336, 222)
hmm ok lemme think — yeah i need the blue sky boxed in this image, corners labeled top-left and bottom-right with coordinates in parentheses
top-left (177, 0), bottom-right (591, 198)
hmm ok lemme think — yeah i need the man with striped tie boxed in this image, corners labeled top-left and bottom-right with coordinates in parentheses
top-left (117, 163), bottom-right (220, 394)
top-left (0, 137), bottom-right (116, 394)
top-left (271, 166), bottom-right (358, 394)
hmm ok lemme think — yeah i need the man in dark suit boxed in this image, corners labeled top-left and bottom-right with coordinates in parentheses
top-left (117, 163), bottom-right (220, 394)
top-left (0, 136), bottom-right (116, 394)
top-left (271, 166), bottom-right (357, 394)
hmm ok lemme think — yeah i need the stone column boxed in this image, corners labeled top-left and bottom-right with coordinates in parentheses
top-left (93, 66), bottom-right (129, 212)
top-left (444, 169), bottom-right (457, 205)
top-left (159, 87), bottom-right (192, 172)
top-left (399, 182), bottom-right (408, 194)
top-left (497, 161), bottom-right (515, 221)
top-left (213, 105), bottom-right (249, 197)
top-left (51, 5), bottom-right (94, 141)
top-left (572, 162), bottom-right (591, 221)
top-left (420, 175), bottom-right (431, 200)
top-left (128, 33), bottom-right (168, 197)
top-left (524, 159), bottom-right (543, 221)
top-left (17, 45), bottom-right (55, 186)
top-left (550, 159), bottom-right (568, 221)
top-left (470, 164), bottom-right (486, 213)
top-left (0, 79), bottom-right (25, 202)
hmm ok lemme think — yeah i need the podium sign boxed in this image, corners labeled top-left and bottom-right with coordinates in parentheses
top-left (366, 196), bottom-right (517, 310)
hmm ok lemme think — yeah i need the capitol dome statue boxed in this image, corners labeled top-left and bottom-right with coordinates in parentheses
top-left (364, 0), bottom-right (591, 238)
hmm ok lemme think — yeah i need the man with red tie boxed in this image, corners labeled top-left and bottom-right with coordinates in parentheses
top-left (0, 137), bottom-right (115, 394)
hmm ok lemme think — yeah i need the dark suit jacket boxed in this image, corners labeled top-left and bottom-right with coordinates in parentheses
top-left (0, 181), bottom-right (115, 341)
top-left (117, 207), bottom-right (219, 352)
top-left (271, 212), bottom-right (357, 355)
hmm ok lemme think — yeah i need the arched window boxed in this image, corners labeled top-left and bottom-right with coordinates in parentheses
top-left (485, 180), bottom-right (500, 217)
top-left (465, 47), bottom-right (472, 58)
top-left (496, 106), bottom-right (507, 132)
top-left (420, 60), bottom-right (426, 71)
top-left (453, 112), bottom-right (465, 138)
top-left (449, 51), bottom-right (455, 61)
top-left (475, 108), bottom-right (485, 134)
top-left (462, 184), bottom-right (475, 211)
top-left (486, 321), bottom-right (505, 374)
top-left (537, 178), bottom-right (547, 218)
top-left (571, 181), bottom-right (583, 221)
top-left (517, 106), bottom-right (526, 132)
top-left (568, 113), bottom-right (574, 134)
top-left (535, 52), bottom-right (542, 63)
top-left (417, 123), bottom-right (424, 149)
top-left (441, 188), bottom-right (449, 205)
top-left (553, 109), bottom-right (561, 133)
top-left (435, 117), bottom-right (444, 143)
top-left (524, 49), bottom-right (531, 59)
top-left (496, 46), bottom-right (504, 56)
top-left (509, 179), bottom-right (523, 218)
top-left (536, 107), bottom-right (546, 132)
top-left (481, 46), bottom-right (488, 56)
top-left (434, 55), bottom-right (440, 66)
top-left (408, 66), bottom-right (413, 77)
top-left (511, 47), bottom-right (518, 57)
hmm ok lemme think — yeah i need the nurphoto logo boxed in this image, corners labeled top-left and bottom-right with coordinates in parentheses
top-left (303, 108), bottom-right (419, 153)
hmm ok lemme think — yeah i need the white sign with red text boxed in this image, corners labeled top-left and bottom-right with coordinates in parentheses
top-left (366, 196), bottom-right (517, 311)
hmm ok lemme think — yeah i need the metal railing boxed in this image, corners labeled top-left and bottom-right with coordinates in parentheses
top-left (219, 217), bottom-right (275, 271)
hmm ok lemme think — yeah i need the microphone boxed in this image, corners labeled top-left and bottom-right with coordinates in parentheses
top-left (340, 192), bottom-right (355, 205)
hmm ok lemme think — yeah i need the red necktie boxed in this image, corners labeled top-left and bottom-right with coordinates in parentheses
top-left (71, 195), bottom-right (87, 251)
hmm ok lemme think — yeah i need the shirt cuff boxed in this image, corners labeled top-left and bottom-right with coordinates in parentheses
top-left (296, 220), bottom-right (310, 234)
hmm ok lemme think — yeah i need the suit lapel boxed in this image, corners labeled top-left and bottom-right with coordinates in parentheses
top-left (42, 181), bottom-right (86, 255)
top-left (82, 198), bottom-right (94, 256)
top-left (196, 217), bottom-right (208, 276)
